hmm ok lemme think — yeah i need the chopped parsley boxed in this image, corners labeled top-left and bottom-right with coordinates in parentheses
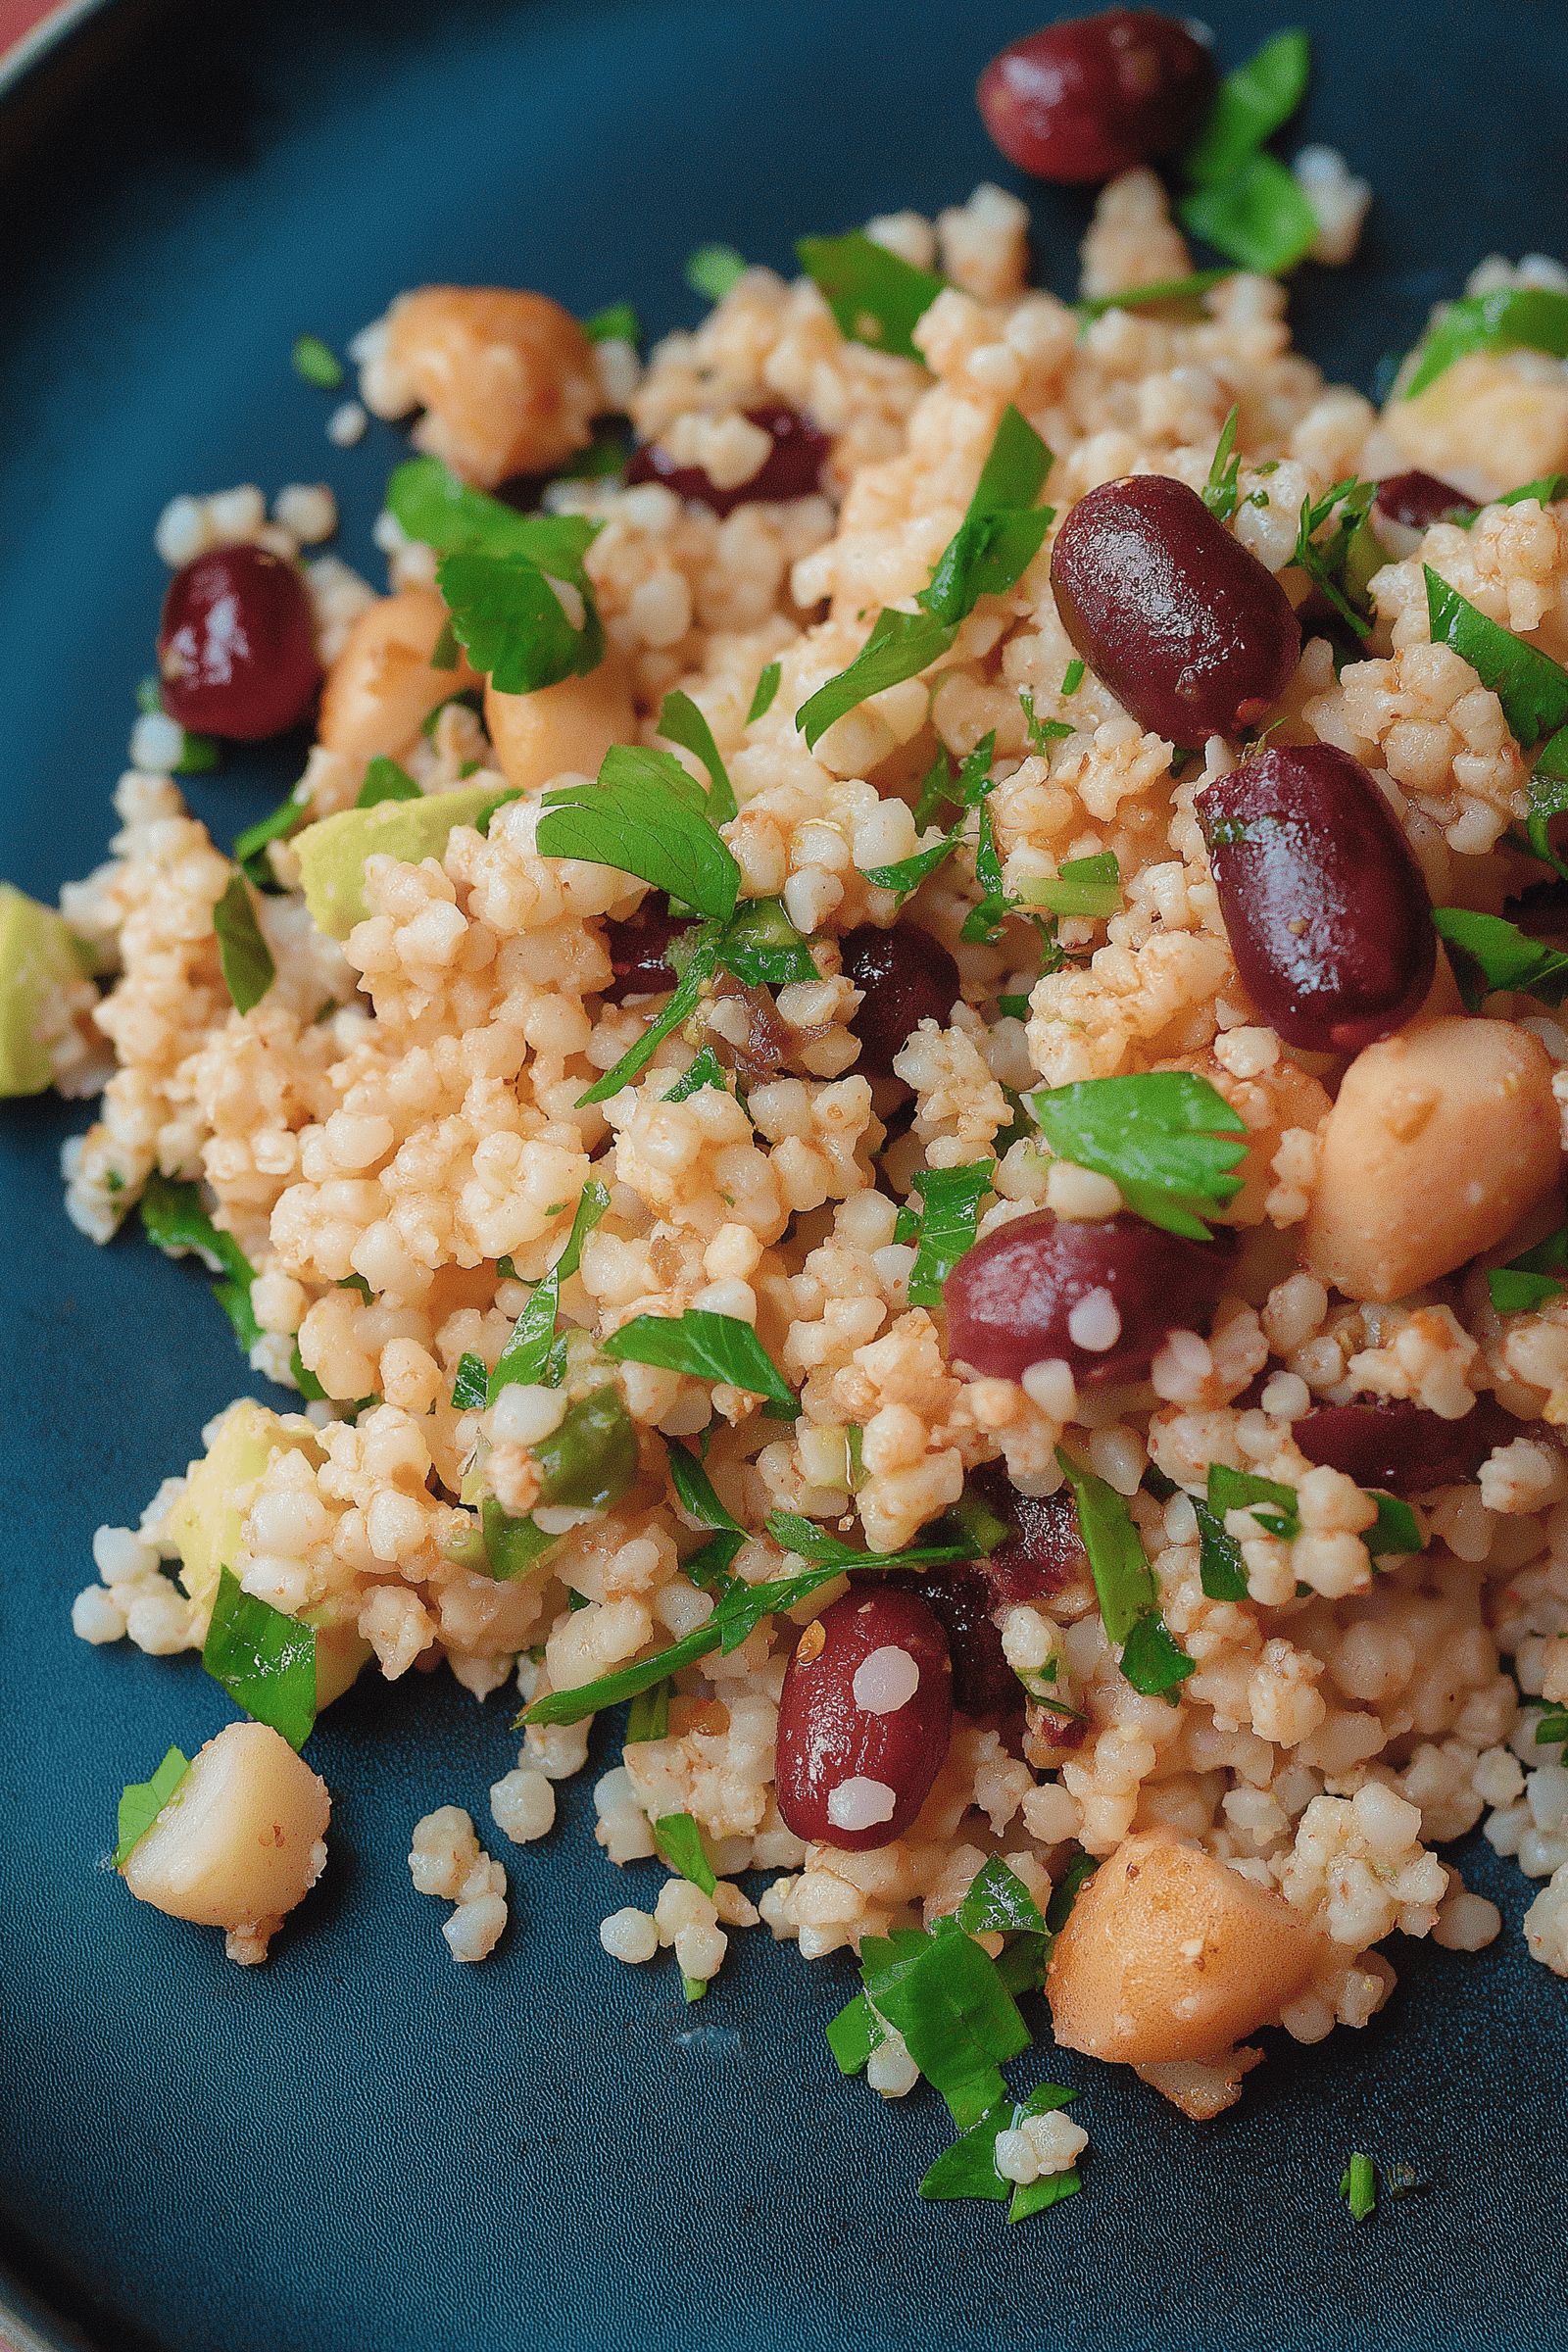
top-left (1202, 407), bottom-right (1244, 521)
top-left (1340, 2152), bottom-right (1377, 2222)
top-left (386, 455), bottom-right (603, 567)
top-left (1404, 286), bottom-right (1568, 400)
top-left (538, 748), bottom-right (741, 922)
top-left (479, 1387), bottom-right (640, 1581)
top-left (652, 1811), bottom-right (717, 1896)
top-left (203, 1565), bottom-right (318, 1750)
top-left (577, 928), bottom-right (720, 1105)
top-left (583, 302), bottom-right (640, 345)
top-left (233, 788), bottom-right (311, 888)
top-left (114, 1746), bottom-right (190, 1868)
top-left (623, 1679), bottom-right (670, 1743)
top-left (685, 243), bottom-right (748, 302)
top-left (658, 688), bottom-right (737, 823)
top-left (902, 1163), bottom-right (995, 1306)
top-left (859, 735), bottom-right (993, 903)
top-left (212, 872), bottom-right (276, 1015)
top-left (915, 405), bottom-right (1054, 629)
top-left (1487, 1225), bottom-right (1568, 1314)
top-left (1177, 29), bottom-right (1316, 274)
top-left (663, 1045), bottom-right (731, 1102)
top-left (763, 1512), bottom-right (967, 1572)
top-left (707, 895), bottom-right (817, 986)
top-left (1074, 269), bottom-right (1232, 322)
top-left (603, 1307), bottom-right (795, 1412)
top-left (1367, 1493), bottom-right (1424, 1558)
top-left (487, 1181), bottom-right (611, 1398)
top-left (747, 661), bottom-right (782, 723)
top-left (1016, 851), bottom-right (1122, 919)
top-left (1431, 906), bottom-right (1568, 1010)
top-left (138, 1173), bottom-right (261, 1350)
top-left (450, 1351), bottom-right (490, 1410)
top-left (1184, 27), bottom-right (1311, 187)
top-left (1424, 566), bottom-right (1568, 747)
top-left (1208, 1462), bottom-right (1300, 1539)
top-left (419, 687), bottom-right (484, 738)
top-left (1293, 477), bottom-right (1378, 635)
top-left (291, 332), bottom-right (343, 389)
top-left (796, 229), bottom-right (945, 362)
top-left (437, 537), bottom-right (604, 697)
top-left (1029, 1072), bottom-right (1248, 1239)
top-left (918, 2082), bottom-right (1082, 2222)
top-left (1061, 660), bottom-right (1085, 696)
top-left (796, 607), bottom-right (956, 751)
top-left (1195, 1497), bottom-right (1250, 1600)
top-left (1536, 1707), bottom-right (1568, 1754)
top-left (356, 757), bottom-right (421, 808)
top-left (834, 1907), bottom-right (1031, 2128)
top-left (669, 1441), bottom-right (749, 1587)
top-left (958, 1853), bottom-right (1049, 1937)
top-left (1055, 1450), bottom-right (1194, 1697)
top-left (1019, 690), bottom-right (1073, 755)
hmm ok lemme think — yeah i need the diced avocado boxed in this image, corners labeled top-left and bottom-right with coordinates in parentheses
top-left (0, 882), bottom-right (90, 1098)
top-left (294, 777), bottom-right (510, 938)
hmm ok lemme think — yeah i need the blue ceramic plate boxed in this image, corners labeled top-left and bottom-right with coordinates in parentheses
top-left (2, 4), bottom-right (1565, 2347)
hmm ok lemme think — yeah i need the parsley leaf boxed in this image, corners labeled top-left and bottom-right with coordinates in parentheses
top-left (436, 547), bottom-right (605, 696)
top-left (1535, 1707), bottom-right (1568, 1753)
top-left (663, 1045), bottom-right (731, 1102)
top-left (1208, 1461), bottom-right (1300, 1540)
top-left (357, 757), bottom-right (420, 808)
top-left (212, 873), bottom-right (275, 1015)
top-left (583, 302), bottom-right (639, 345)
top-left (904, 1163), bottom-right (994, 1306)
top-left (669, 1441), bottom-right (747, 1537)
top-left (451, 1351), bottom-right (489, 1410)
top-left (1047, 1849), bottom-right (1098, 1933)
top-left (487, 1181), bottom-right (611, 1397)
top-left (203, 1565), bottom-right (318, 1749)
top-left (796, 607), bottom-right (956, 751)
top-left (1194, 1498), bottom-right (1250, 1600)
top-left (919, 2083), bottom-right (1081, 2222)
top-left (1056, 1449), bottom-right (1194, 1697)
top-left (748, 661), bottom-right (782, 723)
top-left (1202, 406), bottom-right (1243, 520)
top-left (1367, 1493), bottom-right (1425, 1557)
top-left (603, 1308), bottom-right (795, 1411)
top-left (652, 1811), bottom-right (717, 1895)
top-left (711, 895), bottom-right (818, 986)
top-left (577, 926), bottom-right (720, 1105)
top-left (1431, 906), bottom-right (1568, 1009)
top-left (1405, 287), bottom-right (1568, 400)
top-left (1016, 851), bottom-right (1122, 918)
top-left (292, 332), bottom-right (343, 389)
top-left (763, 1512), bottom-right (968, 1571)
top-left (857, 1919), bottom-right (1032, 2128)
top-left (956, 1855), bottom-right (1049, 1938)
top-left (686, 243), bottom-right (748, 301)
top-left (138, 1173), bottom-right (261, 1350)
top-left (1340, 2152), bottom-right (1378, 2223)
top-left (1487, 1225), bottom-right (1568, 1313)
top-left (1074, 269), bottom-right (1233, 321)
top-left (796, 229), bottom-right (945, 362)
top-left (233, 788), bottom-right (310, 888)
top-left (916, 405), bottom-right (1054, 627)
top-left (623, 1679), bottom-right (670, 1742)
top-left (1019, 691), bottom-right (1073, 755)
top-left (114, 1746), bottom-right (191, 1868)
top-left (658, 689), bottom-right (737, 823)
top-left (386, 457), bottom-right (602, 569)
top-left (1424, 566), bottom-right (1568, 746)
top-left (1029, 1072), bottom-right (1247, 1239)
top-left (537, 749), bottom-right (740, 922)
top-left (1184, 27), bottom-right (1311, 186)
top-left (1179, 151), bottom-right (1318, 275)
top-left (1293, 477), bottom-right (1377, 636)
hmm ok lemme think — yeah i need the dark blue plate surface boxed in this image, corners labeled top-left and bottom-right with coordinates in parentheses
top-left (2, 4), bottom-right (1566, 2347)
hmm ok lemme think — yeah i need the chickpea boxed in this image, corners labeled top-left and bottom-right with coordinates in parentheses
top-left (1304, 1015), bottom-right (1563, 1303)
top-left (1047, 1828), bottom-right (1328, 2066)
top-left (484, 653), bottom-right (636, 797)
top-left (121, 1721), bottom-right (330, 1955)
top-left (318, 587), bottom-right (478, 760)
top-left (388, 287), bottom-right (600, 488)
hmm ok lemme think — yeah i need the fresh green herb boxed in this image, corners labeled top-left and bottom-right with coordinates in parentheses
top-left (825, 1993), bottom-right (884, 2076)
top-left (450, 1351), bottom-right (490, 1410)
top-left (1061, 659), bottom-right (1085, 696)
top-left (1487, 1225), bottom-right (1568, 1313)
top-left (1293, 477), bottom-right (1378, 635)
top-left (796, 607), bottom-right (956, 750)
top-left (748, 661), bottom-right (782, 723)
top-left (212, 872), bottom-right (275, 1015)
top-left (1179, 151), bottom-right (1318, 275)
top-left (949, 1485), bottom-right (1009, 1558)
top-left (1525, 726), bottom-right (1568, 880)
top-left (436, 544), bottom-right (604, 697)
top-left (538, 748), bottom-right (740, 922)
top-left (1424, 566), bottom-right (1568, 747)
top-left (603, 1308), bottom-right (795, 1411)
top-left (911, 749), bottom-right (957, 831)
top-left (556, 418), bottom-right (636, 483)
top-left (1449, 473), bottom-right (1568, 529)
top-left (1184, 27), bottom-right (1311, 185)
top-left (1055, 1449), bottom-right (1194, 1696)
top-left (710, 895), bottom-right (818, 987)
top-left (338, 1272), bottom-right (373, 1302)
top-left (653, 1811), bottom-right (717, 1896)
top-left (114, 1747), bottom-right (191, 1868)
top-left (1018, 690), bottom-right (1073, 755)
top-left (288, 1344), bottom-right (327, 1402)
top-left (957, 1855), bottom-right (1049, 1938)
top-left (356, 757), bottom-right (421, 808)
top-left (686, 243), bottom-right (749, 302)
top-left (138, 1173), bottom-right (261, 1350)
top-left (658, 689), bottom-right (738, 823)
top-left (919, 2082), bottom-right (1082, 2222)
top-left (915, 405), bottom-right (1054, 629)
top-left (583, 301), bottom-right (640, 345)
top-left (1404, 286), bottom-right (1568, 400)
top-left (171, 728), bottom-right (220, 775)
top-left (797, 229), bottom-right (945, 362)
top-left (488, 1181), bottom-right (611, 1397)
top-left (1208, 1462), bottom-right (1300, 1540)
top-left (853, 1917), bottom-right (1032, 2128)
top-left (386, 456), bottom-right (604, 569)
top-left (1074, 268), bottom-right (1233, 321)
top-left (1194, 1498), bottom-right (1250, 1600)
top-left (763, 1512), bottom-right (968, 1572)
top-left (233, 790), bottom-right (310, 886)
top-left (664, 1046), bottom-right (731, 1102)
top-left (1029, 1072), bottom-right (1247, 1239)
top-left (1535, 1707), bottom-right (1568, 1752)
top-left (428, 617), bottom-right (460, 670)
top-left (1203, 407), bottom-right (1244, 521)
top-left (479, 1387), bottom-right (640, 1582)
top-left (904, 1163), bottom-right (994, 1306)
top-left (576, 928), bottom-right (719, 1105)
top-left (203, 1565), bottom-right (318, 1749)
top-left (1340, 2152), bottom-right (1377, 2223)
top-left (669, 1441), bottom-right (746, 1537)
top-left (292, 332), bottom-right (344, 389)
top-left (1367, 1493), bottom-right (1425, 1557)
top-left (1046, 1849), bottom-right (1098, 1933)
top-left (419, 688), bottom-right (484, 741)
top-left (1016, 852), bottom-right (1122, 918)
top-left (1430, 906), bottom-right (1568, 1009)
top-left (997, 994), bottom-right (1031, 1020)
top-left (624, 1679), bottom-right (670, 1743)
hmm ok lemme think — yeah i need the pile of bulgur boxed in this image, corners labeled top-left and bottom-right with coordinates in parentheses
top-left (60, 170), bottom-right (1568, 2102)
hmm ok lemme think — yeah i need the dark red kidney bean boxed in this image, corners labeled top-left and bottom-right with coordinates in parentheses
top-left (1295, 1393), bottom-right (1525, 1495)
top-left (1050, 475), bottom-right (1301, 744)
top-left (945, 1207), bottom-right (1229, 1388)
top-left (157, 545), bottom-right (321, 740)
top-left (876, 1567), bottom-right (1019, 1719)
top-left (838, 921), bottom-right (961, 1080)
top-left (1376, 471), bottom-right (1477, 532)
top-left (968, 1463), bottom-right (1092, 1607)
top-left (600, 893), bottom-right (691, 1002)
top-left (977, 10), bottom-right (1215, 183)
top-left (774, 1587), bottom-right (953, 1850)
top-left (625, 401), bottom-right (831, 516)
top-left (1195, 743), bottom-right (1437, 1054)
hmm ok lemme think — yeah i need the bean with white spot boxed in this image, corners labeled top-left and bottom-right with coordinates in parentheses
top-left (944, 1208), bottom-right (1228, 1386)
top-left (775, 1589), bottom-right (953, 1851)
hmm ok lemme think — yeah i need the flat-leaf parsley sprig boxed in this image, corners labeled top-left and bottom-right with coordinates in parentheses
top-left (1028, 1071), bottom-right (1248, 1240)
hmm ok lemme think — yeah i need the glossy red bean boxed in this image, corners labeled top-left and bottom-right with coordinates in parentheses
top-left (1195, 743), bottom-right (1437, 1054)
top-left (968, 1464), bottom-right (1092, 1607)
top-left (625, 401), bottom-right (831, 516)
top-left (1295, 1394), bottom-right (1524, 1495)
top-left (600, 893), bottom-right (690, 1003)
top-left (944, 1207), bottom-right (1228, 1387)
top-left (977, 10), bottom-right (1215, 183)
top-left (774, 1587), bottom-right (953, 1850)
top-left (839, 921), bottom-right (961, 1080)
top-left (157, 544), bottom-right (321, 740)
top-left (876, 1567), bottom-right (1019, 1719)
top-left (1050, 475), bottom-right (1300, 744)
top-left (1376, 471), bottom-right (1477, 532)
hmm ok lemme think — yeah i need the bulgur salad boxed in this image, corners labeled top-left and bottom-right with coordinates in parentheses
top-left (8, 14), bottom-right (1568, 2219)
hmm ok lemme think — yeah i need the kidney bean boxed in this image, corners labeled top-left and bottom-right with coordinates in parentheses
top-left (1295, 1393), bottom-right (1524, 1495)
top-left (1049, 475), bottom-right (1300, 744)
top-left (944, 1207), bottom-right (1229, 1387)
top-left (876, 1567), bottom-right (1019, 1719)
top-left (977, 11), bottom-right (1215, 183)
top-left (158, 544), bottom-right (321, 740)
top-left (625, 401), bottom-right (831, 516)
top-left (600, 893), bottom-right (691, 1003)
top-left (838, 921), bottom-right (961, 1080)
top-left (1195, 743), bottom-right (1437, 1054)
top-left (967, 1463), bottom-right (1093, 1607)
top-left (774, 1587), bottom-right (953, 1850)
top-left (1376, 471), bottom-right (1477, 532)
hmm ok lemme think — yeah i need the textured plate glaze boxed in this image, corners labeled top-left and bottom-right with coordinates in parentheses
top-left (1, 4), bottom-right (1565, 2347)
